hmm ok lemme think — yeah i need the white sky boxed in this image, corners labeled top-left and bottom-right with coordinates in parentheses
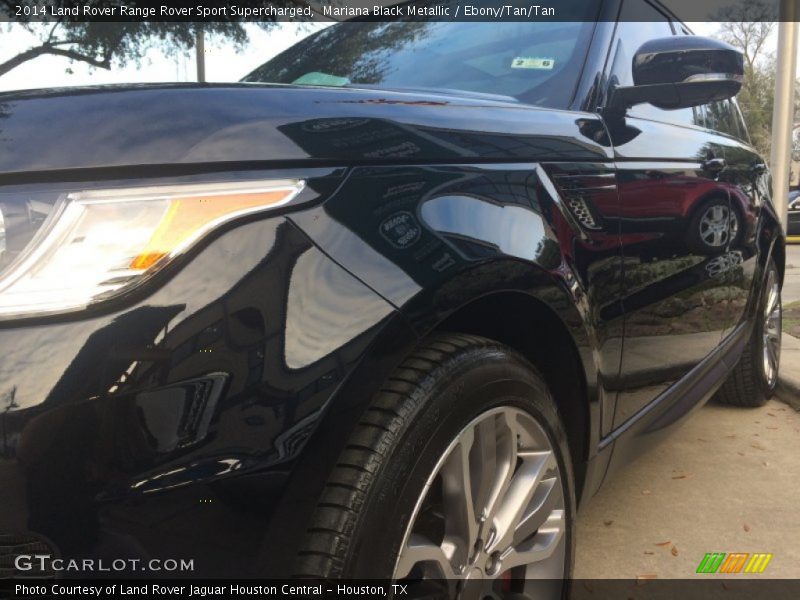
top-left (0, 23), bottom-right (330, 92)
top-left (0, 21), bottom-right (796, 93)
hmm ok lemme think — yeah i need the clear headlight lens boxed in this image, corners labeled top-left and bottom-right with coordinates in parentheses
top-left (0, 179), bottom-right (304, 319)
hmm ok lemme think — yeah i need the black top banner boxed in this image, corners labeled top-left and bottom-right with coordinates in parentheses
top-left (0, 0), bottom-right (796, 23)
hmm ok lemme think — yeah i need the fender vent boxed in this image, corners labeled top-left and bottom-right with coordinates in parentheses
top-left (548, 170), bottom-right (617, 232)
top-left (566, 196), bottom-right (599, 229)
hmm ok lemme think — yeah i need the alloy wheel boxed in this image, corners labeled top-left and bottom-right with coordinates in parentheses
top-left (393, 407), bottom-right (567, 599)
top-left (699, 204), bottom-right (737, 248)
top-left (762, 267), bottom-right (781, 388)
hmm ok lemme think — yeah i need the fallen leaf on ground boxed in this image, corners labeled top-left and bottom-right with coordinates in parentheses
top-left (671, 545), bottom-right (679, 556)
top-left (751, 443), bottom-right (766, 451)
top-left (737, 451), bottom-right (745, 456)
top-left (604, 520), bottom-right (614, 526)
top-left (644, 551), bottom-right (655, 555)
top-left (655, 540), bottom-right (671, 547)
top-left (671, 474), bottom-right (689, 479)
top-left (763, 461), bottom-right (769, 466)
top-left (767, 412), bottom-right (775, 417)
top-left (743, 523), bottom-right (751, 532)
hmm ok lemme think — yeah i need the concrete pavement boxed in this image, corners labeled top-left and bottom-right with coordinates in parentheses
top-left (783, 244), bottom-right (799, 304)
top-left (575, 399), bottom-right (800, 578)
top-left (778, 243), bottom-right (799, 403)
top-left (573, 244), bottom-right (800, 580)
top-left (778, 334), bottom-right (800, 405)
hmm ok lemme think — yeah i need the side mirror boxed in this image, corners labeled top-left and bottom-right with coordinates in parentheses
top-left (606, 36), bottom-right (744, 117)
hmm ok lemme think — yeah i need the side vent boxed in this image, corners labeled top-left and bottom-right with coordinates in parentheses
top-left (548, 170), bottom-right (617, 232)
top-left (567, 196), bottom-right (599, 229)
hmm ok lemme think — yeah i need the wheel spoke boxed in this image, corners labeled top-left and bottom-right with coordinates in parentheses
top-left (395, 534), bottom-right (457, 579)
top-left (767, 340), bottom-right (779, 370)
top-left (489, 450), bottom-right (556, 553)
top-left (512, 476), bottom-right (561, 545)
top-left (479, 411), bottom-right (518, 543)
top-left (440, 428), bottom-right (479, 567)
top-left (470, 417), bottom-right (499, 525)
top-left (766, 285), bottom-right (780, 317)
top-left (499, 510), bottom-right (565, 571)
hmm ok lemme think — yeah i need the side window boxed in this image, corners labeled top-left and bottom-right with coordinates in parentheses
top-left (696, 99), bottom-right (745, 140)
top-left (609, 0), bottom-right (695, 126)
top-left (731, 100), bottom-right (751, 143)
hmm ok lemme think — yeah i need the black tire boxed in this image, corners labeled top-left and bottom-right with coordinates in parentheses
top-left (686, 197), bottom-right (739, 255)
top-left (715, 259), bottom-right (782, 407)
top-left (294, 333), bottom-right (575, 591)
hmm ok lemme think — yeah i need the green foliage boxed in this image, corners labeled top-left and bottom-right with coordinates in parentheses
top-left (0, 1), bottom-right (287, 78)
top-left (715, 15), bottom-right (776, 158)
top-left (714, 3), bottom-right (800, 160)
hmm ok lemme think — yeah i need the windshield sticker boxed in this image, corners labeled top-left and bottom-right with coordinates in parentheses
top-left (292, 72), bottom-right (350, 86)
top-left (511, 57), bottom-right (555, 70)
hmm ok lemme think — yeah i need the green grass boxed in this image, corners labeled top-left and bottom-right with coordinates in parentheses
top-left (785, 300), bottom-right (800, 337)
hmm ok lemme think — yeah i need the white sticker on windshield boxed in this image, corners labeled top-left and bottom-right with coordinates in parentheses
top-left (511, 57), bottom-right (555, 70)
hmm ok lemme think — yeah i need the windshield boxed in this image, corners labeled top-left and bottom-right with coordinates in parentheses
top-left (242, 20), bottom-right (597, 109)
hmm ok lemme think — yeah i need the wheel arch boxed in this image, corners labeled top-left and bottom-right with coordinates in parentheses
top-left (258, 265), bottom-right (598, 572)
top-left (432, 290), bottom-right (591, 502)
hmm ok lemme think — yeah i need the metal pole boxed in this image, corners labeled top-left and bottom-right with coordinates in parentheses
top-left (769, 0), bottom-right (798, 231)
top-left (195, 25), bottom-right (206, 83)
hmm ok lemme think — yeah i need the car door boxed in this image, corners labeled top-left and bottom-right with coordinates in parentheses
top-left (695, 98), bottom-right (768, 343)
top-left (605, 0), bottom-right (743, 427)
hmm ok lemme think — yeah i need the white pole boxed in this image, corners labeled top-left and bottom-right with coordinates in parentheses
top-left (196, 25), bottom-right (206, 83)
top-left (769, 0), bottom-right (799, 231)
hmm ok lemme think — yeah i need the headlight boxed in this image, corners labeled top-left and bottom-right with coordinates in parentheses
top-left (0, 179), bottom-right (304, 319)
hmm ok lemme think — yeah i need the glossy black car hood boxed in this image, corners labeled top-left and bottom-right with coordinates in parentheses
top-left (0, 83), bottom-right (610, 176)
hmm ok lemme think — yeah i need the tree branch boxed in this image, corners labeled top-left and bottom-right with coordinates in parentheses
top-left (46, 46), bottom-right (111, 70)
top-left (0, 42), bottom-right (111, 78)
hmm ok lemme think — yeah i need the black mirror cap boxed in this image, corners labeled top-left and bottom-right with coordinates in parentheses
top-left (634, 36), bottom-right (744, 87)
top-left (610, 36), bottom-right (745, 111)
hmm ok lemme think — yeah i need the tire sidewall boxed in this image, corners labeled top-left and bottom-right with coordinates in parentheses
top-left (344, 346), bottom-right (576, 583)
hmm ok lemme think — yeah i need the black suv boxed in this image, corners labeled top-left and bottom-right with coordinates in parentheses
top-left (0, 0), bottom-right (785, 594)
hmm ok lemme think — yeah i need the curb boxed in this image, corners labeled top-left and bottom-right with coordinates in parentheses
top-left (778, 380), bottom-right (800, 411)
top-left (777, 334), bottom-right (800, 410)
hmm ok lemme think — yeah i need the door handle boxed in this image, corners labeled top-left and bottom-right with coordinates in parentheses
top-left (702, 158), bottom-right (727, 173)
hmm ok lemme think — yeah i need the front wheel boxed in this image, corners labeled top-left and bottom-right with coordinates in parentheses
top-left (716, 259), bottom-right (782, 407)
top-left (295, 334), bottom-right (575, 599)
